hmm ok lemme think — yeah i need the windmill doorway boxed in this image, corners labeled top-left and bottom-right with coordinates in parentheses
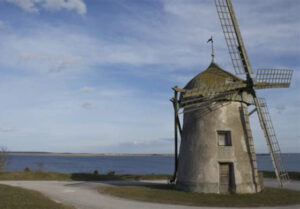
top-left (219, 163), bottom-right (234, 194)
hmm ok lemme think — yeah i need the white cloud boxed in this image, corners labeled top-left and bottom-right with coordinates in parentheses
top-left (0, 71), bottom-right (172, 152)
top-left (6, 0), bottom-right (40, 13)
top-left (20, 50), bottom-right (83, 73)
top-left (79, 86), bottom-right (135, 97)
top-left (5, 0), bottom-right (87, 15)
top-left (0, 20), bottom-right (5, 28)
top-left (42, 0), bottom-right (86, 15)
top-left (81, 101), bottom-right (95, 109)
top-left (1, 0), bottom-right (297, 77)
top-left (163, 0), bottom-right (212, 20)
top-left (97, 89), bottom-right (136, 97)
top-left (275, 105), bottom-right (286, 114)
top-left (80, 86), bottom-right (94, 93)
top-left (0, 126), bottom-right (17, 133)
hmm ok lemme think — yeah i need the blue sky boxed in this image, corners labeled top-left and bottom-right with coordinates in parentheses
top-left (0, 0), bottom-right (299, 153)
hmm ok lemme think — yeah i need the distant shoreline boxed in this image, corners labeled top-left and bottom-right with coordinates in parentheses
top-left (7, 152), bottom-right (173, 157)
top-left (7, 152), bottom-right (299, 157)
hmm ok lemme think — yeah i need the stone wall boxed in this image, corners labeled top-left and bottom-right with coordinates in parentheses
top-left (176, 102), bottom-right (261, 194)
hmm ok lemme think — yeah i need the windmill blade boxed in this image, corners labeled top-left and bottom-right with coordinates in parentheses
top-left (215, 0), bottom-right (253, 75)
top-left (254, 97), bottom-right (289, 186)
top-left (255, 69), bottom-right (293, 89)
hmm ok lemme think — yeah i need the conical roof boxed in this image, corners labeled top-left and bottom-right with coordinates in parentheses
top-left (184, 62), bottom-right (243, 90)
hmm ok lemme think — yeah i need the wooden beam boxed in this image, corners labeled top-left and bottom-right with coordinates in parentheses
top-left (176, 115), bottom-right (182, 137)
top-left (248, 108), bottom-right (257, 116)
top-left (170, 88), bottom-right (179, 183)
top-left (172, 86), bottom-right (186, 93)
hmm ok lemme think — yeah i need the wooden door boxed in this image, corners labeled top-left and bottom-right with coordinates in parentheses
top-left (219, 163), bottom-right (231, 194)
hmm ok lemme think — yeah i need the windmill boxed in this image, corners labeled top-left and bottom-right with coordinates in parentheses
top-left (170, 0), bottom-right (293, 194)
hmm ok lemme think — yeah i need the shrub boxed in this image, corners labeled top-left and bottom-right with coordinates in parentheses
top-left (93, 170), bottom-right (99, 175)
top-left (107, 171), bottom-right (115, 176)
top-left (24, 167), bottom-right (30, 172)
top-left (37, 162), bottom-right (44, 172)
top-left (0, 147), bottom-right (8, 172)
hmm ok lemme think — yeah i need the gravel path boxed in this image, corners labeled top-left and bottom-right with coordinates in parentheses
top-left (0, 179), bottom-right (299, 209)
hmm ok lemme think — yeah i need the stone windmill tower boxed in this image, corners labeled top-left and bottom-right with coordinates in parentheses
top-left (170, 0), bottom-right (293, 194)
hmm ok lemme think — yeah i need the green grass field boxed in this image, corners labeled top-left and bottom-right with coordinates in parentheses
top-left (99, 185), bottom-right (300, 207)
top-left (0, 171), bottom-right (71, 181)
top-left (0, 171), bottom-right (171, 181)
top-left (1, 171), bottom-right (299, 181)
top-left (0, 184), bottom-right (74, 209)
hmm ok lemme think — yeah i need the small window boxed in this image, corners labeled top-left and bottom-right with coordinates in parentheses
top-left (218, 131), bottom-right (232, 146)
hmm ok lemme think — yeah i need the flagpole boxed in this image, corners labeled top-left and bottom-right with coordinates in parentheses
top-left (211, 36), bottom-right (214, 62)
top-left (207, 36), bottom-right (214, 63)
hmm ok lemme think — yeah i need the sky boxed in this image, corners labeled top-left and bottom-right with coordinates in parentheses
top-left (0, 0), bottom-right (299, 153)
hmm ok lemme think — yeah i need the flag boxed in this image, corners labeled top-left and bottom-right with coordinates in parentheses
top-left (207, 37), bottom-right (213, 43)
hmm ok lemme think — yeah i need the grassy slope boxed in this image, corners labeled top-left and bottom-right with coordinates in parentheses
top-left (99, 185), bottom-right (300, 207)
top-left (0, 184), bottom-right (74, 209)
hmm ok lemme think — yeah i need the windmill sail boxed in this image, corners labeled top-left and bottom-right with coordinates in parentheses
top-left (215, 0), bottom-right (252, 75)
top-left (255, 69), bottom-right (293, 89)
top-left (255, 98), bottom-right (290, 186)
top-left (215, 0), bottom-right (291, 187)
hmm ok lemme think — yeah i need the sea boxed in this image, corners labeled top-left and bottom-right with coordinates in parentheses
top-left (4, 153), bottom-right (300, 174)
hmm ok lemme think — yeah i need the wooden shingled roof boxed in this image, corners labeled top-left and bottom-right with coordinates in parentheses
top-left (184, 62), bottom-right (244, 90)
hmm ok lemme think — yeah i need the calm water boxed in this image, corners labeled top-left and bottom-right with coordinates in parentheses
top-left (4, 153), bottom-right (300, 174)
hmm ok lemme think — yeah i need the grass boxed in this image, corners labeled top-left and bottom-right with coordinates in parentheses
top-left (0, 171), bottom-right (299, 181)
top-left (0, 184), bottom-right (74, 209)
top-left (0, 171), bottom-right (71, 181)
top-left (0, 171), bottom-right (171, 181)
top-left (99, 184), bottom-right (300, 207)
top-left (1, 171), bottom-right (299, 207)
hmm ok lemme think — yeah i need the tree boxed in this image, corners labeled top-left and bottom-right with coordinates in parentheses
top-left (0, 146), bottom-right (8, 172)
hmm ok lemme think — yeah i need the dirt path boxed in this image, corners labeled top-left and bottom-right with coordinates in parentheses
top-left (0, 179), bottom-right (299, 209)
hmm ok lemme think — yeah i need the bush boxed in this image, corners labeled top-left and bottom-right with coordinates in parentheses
top-left (0, 147), bottom-right (8, 172)
top-left (93, 170), bottom-right (99, 175)
top-left (37, 162), bottom-right (44, 172)
top-left (107, 171), bottom-right (115, 176)
top-left (24, 167), bottom-right (30, 172)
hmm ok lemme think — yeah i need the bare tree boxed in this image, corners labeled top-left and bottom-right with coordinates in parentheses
top-left (0, 146), bottom-right (8, 172)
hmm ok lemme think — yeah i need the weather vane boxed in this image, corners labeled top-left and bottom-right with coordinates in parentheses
top-left (207, 36), bottom-right (214, 62)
